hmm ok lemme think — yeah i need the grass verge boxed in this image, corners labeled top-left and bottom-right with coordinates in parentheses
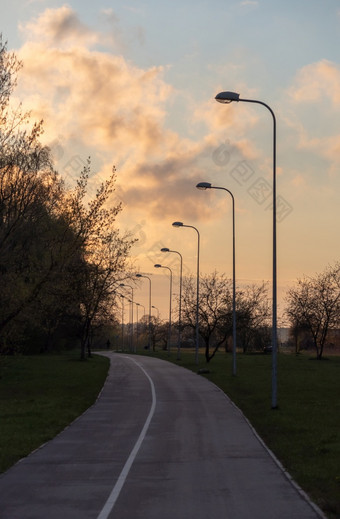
top-left (142, 349), bottom-right (340, 519)
top-left (0, 352), bottom-right (109, 473)
top-left (0, 349), bottom-right (339, 518)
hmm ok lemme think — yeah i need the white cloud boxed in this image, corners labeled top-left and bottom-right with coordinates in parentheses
top-left (16, 7), bottom-right (172, 154)
top-left (283, 60), bottom-right (340, 177)
top-left (19, 6), bottom-right (99, 47)
top-left (14, 6), bottom-right (226, 223)
top-left (288, 60), bottom-right (340, 106)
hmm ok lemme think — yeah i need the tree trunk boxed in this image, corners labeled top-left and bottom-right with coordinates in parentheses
top-left (313, 337), bottom-right (320, 360)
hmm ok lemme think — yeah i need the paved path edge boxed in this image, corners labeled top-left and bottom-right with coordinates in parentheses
top-left (208, 377), bottom-right (327, 519)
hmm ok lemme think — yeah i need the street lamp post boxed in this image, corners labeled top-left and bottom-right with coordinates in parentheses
top-left (136, 274), bottom-right (152, 351)
top-left (135, 301), bottom-right (138, 350)
top-left (136, 302), bottom-right (146, 350)
top-left (129, 300), bottom-right (140, 352)
top-left (120, 294), bottom-right (125, 352)
top-left (120, 283), bottom-right (134, 352)
top-left (161, 247), bottom-right (183, 360)
top-left (136, 302), bottom-right (146, 319)
top-left (172, 221), bottom-right (200, 365)
top-left (196, 182), bottom-right (237, 376)
top-left (215, 90), bottom-right (278, 408)
top-left (154, 264), bottom-right (173, 355)
top-left (152, 305), bottom-right (160, 318)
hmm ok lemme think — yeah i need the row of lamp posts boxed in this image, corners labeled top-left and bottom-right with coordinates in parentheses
top-left (118, 91), bottom-right (277, 409)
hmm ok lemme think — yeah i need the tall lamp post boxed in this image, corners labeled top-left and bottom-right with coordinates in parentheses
top-left (136, 274), bottom-right (152, 350)
top-left (196, 182), bottom-right (237, 375)
top-left (135, 301), bottom-right (138, 351)
top-left (136, 302), bottom-right (146, 320)
top-left (120, 294), bottom-right (125, 352)
top-left (161, 247), bottom-right (183, 360)
top-left (120, 283), bottom-right (134, 352)
top-left (215, 90), bottom-right (277, 408)
top-left (136, 302), bottom-right (146, 350)
top-left (152, 305), bottom-right (160, 318)
top-left (154, 264), bottom-right (173, 355)
top-left (129, 300), bottom-right (139, 352)
top-left (172, 221), bottom-right (200, 365)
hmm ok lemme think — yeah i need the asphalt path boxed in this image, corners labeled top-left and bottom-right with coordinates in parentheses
top-left (0, 353), bottom-right (326, 519)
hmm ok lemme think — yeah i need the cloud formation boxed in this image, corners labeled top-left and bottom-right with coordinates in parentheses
top-left (288, 60), bottom-right (340, 106)
top-left (15, 6), bottom-right (247, 223)
top-left (19, 6), bottom-right (99, 47)
top-left (285, 60), bottom-right (340, 175)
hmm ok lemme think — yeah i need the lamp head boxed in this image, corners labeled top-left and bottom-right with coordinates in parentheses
top-left (172, 221), bottom-right (183, 227)
top-left (154, 263), bottom-right (162, 268)
top-left (196, 182), bottom-right (212, 190)
top-left (161, 247), bottom-right (170, 252)
top-left (215, 91), bottom-right (240, 104)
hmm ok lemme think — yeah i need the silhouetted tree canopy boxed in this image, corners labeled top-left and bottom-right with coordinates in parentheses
top-left (181, 271), bottom-right (270, 362)
top-left (0, 36), bottom-right (135, 356)
top-left (285, 263), bottom-right (340, 359)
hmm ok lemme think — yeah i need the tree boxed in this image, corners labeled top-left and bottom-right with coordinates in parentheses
top-left (181, 272), bottom-right (231, 362)
top-left (0, 36), bottom-right (69, 348)
top-left (288, 319), bottom-right (314, 355)
top-left (181, 271), bottom-right (270, 362)
top-left (0, 39), bottom-right (135, 356)
top-left (66, 161), bottom-right (136, 359)
top-left (0, 210), bottom-right (84, 354)
top-left (285, 263), bottom-right (340, 359)
top-left (0, 34), bottom-right (23, 144)
top-left (150, 315), bottom-right (165, 351)
top-left (235, 283), bottom-right (271, 353)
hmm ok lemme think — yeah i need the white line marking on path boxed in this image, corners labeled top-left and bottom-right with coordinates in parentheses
top-left (96, 357), bottom-right (156, 519)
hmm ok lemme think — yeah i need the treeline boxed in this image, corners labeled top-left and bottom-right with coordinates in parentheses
top-left (0, 38), bottom-right (134, 358)
top-left (165, 266), bottom-right (340, 362)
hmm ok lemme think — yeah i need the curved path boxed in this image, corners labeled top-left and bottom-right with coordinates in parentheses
top-left (0, 353), bottom-right (325, 519)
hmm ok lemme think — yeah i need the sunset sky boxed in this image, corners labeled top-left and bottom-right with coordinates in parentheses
top-left (2, 1), bottom-right (340, 321)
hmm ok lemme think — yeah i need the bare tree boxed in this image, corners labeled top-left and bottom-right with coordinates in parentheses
top-left (285, 263), bottom-right (340, 359)
top-left (182, 271), bottom-right (270, 362)
top-left (181, 272), bottom-right (230, 362)
top-left (236, 283), bottom-right (271, 353)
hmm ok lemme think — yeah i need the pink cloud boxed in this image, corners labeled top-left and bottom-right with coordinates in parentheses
top-left (15, 11), bottom-right (176, 177)
top-left (288, 60), bottom-right (340, 106)
top-left (13, 6), bottom-right (251, 224)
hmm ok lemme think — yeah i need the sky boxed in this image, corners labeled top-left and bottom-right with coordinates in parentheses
top-left (1, 0), bottom-right (340, 322)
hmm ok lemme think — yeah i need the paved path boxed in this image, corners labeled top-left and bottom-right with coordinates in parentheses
top-left (0, 353), bottom-right (325, 519)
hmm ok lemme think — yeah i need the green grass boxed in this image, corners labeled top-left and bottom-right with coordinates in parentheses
top-left (143, 349), bottom-right (340, 519)
top-left (0, 349), bottom-right (339, 518)
top-left (0, 352), bottom-right (110, 473)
